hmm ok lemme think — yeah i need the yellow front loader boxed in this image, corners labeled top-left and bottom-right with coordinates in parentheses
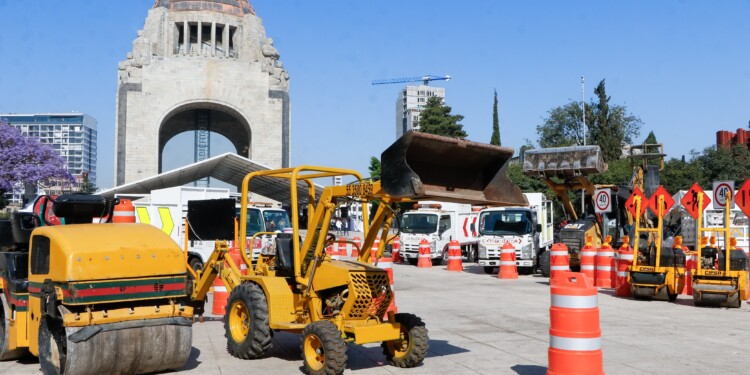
top-left (189, 132), bottom-right (527, 374)
top-left (691, 190), bottom-right (747, 308)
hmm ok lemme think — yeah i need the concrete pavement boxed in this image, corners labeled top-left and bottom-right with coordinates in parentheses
top-left (2, 261), bottom-right (748, 374)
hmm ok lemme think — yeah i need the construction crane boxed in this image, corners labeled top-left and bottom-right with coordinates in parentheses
top-left (372, 74), bottom-right (451, 86)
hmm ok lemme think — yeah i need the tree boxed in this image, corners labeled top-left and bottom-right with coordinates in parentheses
top-left (368, 156), bottom-right (381, 180)
top-left (78, 172), bottom-right (97, 194)
top-left (696, 144), bottom-right (750, 187)
top-left (660, 152), bottom-right (704, 193)
top-left (536, 79), bottom-right (642, 159)
top-left (490, 90), bottom-right (501, 145)
top-left (417, 96), bottom-right (468, 139)
top-left (0, 121), bottom-right (72, 209)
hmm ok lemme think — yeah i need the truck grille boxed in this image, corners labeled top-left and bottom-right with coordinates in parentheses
top-left (346, 272), bottom-right (392, 319)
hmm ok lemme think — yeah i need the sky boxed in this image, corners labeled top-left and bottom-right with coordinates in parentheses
top-left (1, 0), bottom-right (748, 189)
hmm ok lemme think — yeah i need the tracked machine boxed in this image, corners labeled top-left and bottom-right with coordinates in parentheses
top-left (690, 188), bottom-right (747, 307)
top-left (0, 194), bottom-right (193, 374)
top-left (189, 132), bottom-right (527, 374)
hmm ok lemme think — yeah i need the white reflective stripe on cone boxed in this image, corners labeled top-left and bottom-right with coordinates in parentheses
top-left (551, 294), bottom-right (598, 309)
top-left (619, 254), bottom-right (634, 260)
top-left (550, 266), bottom-right (569, 270)
top-left (596, 266), bottom-right (612, 271)
top-left (616, 271), bottom-right (628, 277)
top-left (598, 252), bottom-right (615, 257)
top-left (500, 261), bottom-right (516, 266)
top-left (550, 251), bottom-right (568, 256)
top-left (550, 336), bottom-right (602, 351)
top-left (214, 286), bottom-right (228, 292)
top-left (580, 265), bottom-right (595, 270)
top-left (447, 256), bottom-right (462, 260)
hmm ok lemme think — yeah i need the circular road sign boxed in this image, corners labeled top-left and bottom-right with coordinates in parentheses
top-left (595, 189), bottom-right (611, 213)
top-left (714, 182), bottom-right (733, 208)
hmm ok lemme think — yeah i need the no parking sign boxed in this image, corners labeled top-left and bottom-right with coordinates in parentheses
top-left (594, 188), bottom-right (611, 214)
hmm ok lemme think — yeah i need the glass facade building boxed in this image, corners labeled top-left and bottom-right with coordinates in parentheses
top-left (0, 113), bottom-right (98, 203)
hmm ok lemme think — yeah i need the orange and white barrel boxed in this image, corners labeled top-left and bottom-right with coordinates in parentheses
top-left (112, 199), bottom-right (136, 223)
top-left (370, 238), bottom-right (380, 263)
top-left (417, 239), bottom-right (432, 268)
top-left (550, 243), bottom-right (570, 279)
top-left (580, 241), bottom-right (597, 281)
top-left (379, 256), bottom-right (398, 317)
top-left (548, 272), bottom-right (604, 375)
top-left (211, 276), bottom-right (229, 316)
top-left (683, 251), bottom-right (696, 296)
top-left (352, 236), bottom-right (361, 257)
top-left (595, 242), bottom-right (615, 288)
top-left (499, 242), bottom-right (518, 279)
top-left (392, 236), bottom-right (402, 263)
top-left (446, 240), bottom-right (463, 272)
top-left (615, 241), bottom-right (633, 297)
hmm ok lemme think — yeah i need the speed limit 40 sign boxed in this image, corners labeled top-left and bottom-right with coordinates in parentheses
top-left (712, 181), bottom-right (735, 209)
top-left (594, 188), bottom-right (612, 213)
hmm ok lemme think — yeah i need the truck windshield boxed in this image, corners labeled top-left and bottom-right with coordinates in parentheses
top-left (240, 208), bottom-right (291, 236)
top-left (479, 210), bottom-right (533, 236)
top-left (401, 213), bottom-right (438, 234)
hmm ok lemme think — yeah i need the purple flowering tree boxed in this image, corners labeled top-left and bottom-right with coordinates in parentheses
top-left (0, 119), bottom-right (73, 209)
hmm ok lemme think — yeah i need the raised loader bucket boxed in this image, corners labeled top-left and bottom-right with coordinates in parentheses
top-left (522, 145), bottom-right (607, 178)
top-left (380, 132), bottom-right (526, 206)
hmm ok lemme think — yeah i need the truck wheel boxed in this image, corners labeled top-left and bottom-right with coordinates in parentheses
top-left (381, 313), bottom-right (429, 368)
top-left (38, 317), bottom-right (66, 374)
top-left (436, 245), bottom-right (449, 266)
top-left (225, 283), bottom-right (272, 359)
top-left (539, 251), bottom-right (551, 278)
top-left (483, 266), bottom-right (496, 274)
top-left (0, 298), bottom-right (27, 360)
top-left (188, 257), bottom-right (204, 273)
top-left (301, 320), bottom-right (348, 375)
top-left (407, 258), bottom-right (418, 266)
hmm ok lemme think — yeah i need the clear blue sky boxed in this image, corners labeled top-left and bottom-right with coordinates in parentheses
top-left (1, 1), bottom-right (748, 189)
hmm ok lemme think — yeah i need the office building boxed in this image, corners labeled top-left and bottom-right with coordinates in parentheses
top-left (395, 85), bottom-right (446, 138)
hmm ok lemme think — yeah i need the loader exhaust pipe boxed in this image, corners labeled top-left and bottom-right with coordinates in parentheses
top-left (381, 132), bottom-right (527, 206)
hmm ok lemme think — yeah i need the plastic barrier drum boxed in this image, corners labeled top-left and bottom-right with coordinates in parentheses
top-left (371, 238), bottom-right (380, 263)
top-left (615, 236), bottom-right (633, 297)
top-left (392, 236), bottom-right (402, 263)
top-left (595, 239), bottom-right (615, 288)
top-left (683, 251), bottom-right (696, 296)
top-left (550, 243), bottom-right (570, 279)
top-left (112, 199), bottom-right (136, 223)
top-left (378, 255), bottom-right (398, 317)
top-left (351, 236), bottom-right (361, 257)
top-left (548, 272), bottom-right (604, 375)
top-left (446, 240), bottom-right (463, 272)
top-left (580, 237), bottom-right (597, 281)
top-left (211, 276), bottom-right (229, 315)
top-left (417, 239), bottom-right (432, 268)
top-left (499, 242), bottom-right (518, 279)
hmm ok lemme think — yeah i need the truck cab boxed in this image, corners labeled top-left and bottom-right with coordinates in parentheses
top-left (399, 202), bottom-right (479, 265)
top-left (239, 203), bottom-right (293, 259)
top-left (477, 193), bottom-right (553, 274)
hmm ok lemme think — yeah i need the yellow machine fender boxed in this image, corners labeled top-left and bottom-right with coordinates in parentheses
top-left (248, 277), bottom-right (297, 328)
top-left (0, 294), bottom-right (27, 360)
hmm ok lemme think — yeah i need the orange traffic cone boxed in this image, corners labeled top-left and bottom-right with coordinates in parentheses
top-left (499, 242), bottom-right (518, 279)
top-left (392, 236), bottom-right (402, 263)
top-left (595, 236), bottom-right (615, 288)
top-left (446, 240), bottom-right (463, 272)
top-left (211, 276), bottom-right (228, 315)
top-left (615, 235), bottom-right (633, 297)
top-left (580, 236), bottom-right (597, 281)
top-left (378, 255), bottom-right (398, 317)
top-left (417, 239), bottom-right (432, 268)
top-left (550, 243), bottom-right (570, 279)
top-left (548, 272), bottom-right (603, 375)
top-left (371, 238), bottom-right (380, 263)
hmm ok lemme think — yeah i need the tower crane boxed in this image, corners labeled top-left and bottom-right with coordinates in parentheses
top-left (372, 74), bottom-right (451, 86)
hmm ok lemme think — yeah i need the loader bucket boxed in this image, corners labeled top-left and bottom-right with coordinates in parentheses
top-left (380, 132), bottom-right (527, 206)
top-left (522, 145), bottom-right (607, 178)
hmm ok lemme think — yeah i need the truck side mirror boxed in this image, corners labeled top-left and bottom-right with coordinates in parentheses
top-left (536, 224), bottom-right (542, 232)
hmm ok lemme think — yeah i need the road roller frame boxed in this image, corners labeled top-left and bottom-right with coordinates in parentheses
top-left (0, 194), bottom-right (194, 375)
top-left (629, 190), bottom-right (686, 301)
top-left (189, 132), bottom-right (527, 374)
top-left (691, 191), bottom-right (747, 308)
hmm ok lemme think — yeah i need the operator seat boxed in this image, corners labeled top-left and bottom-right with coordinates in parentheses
top-left (275, 233), bottom-right (295, 277)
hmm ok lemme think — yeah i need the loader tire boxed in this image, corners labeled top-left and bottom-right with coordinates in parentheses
top-left (0, 297), bottom-right (27, 361)
top-left (225, 282), bottom-right (272, 359)
top-left (300, 320), bottom-right (348, 375)
top-left (381, 313), bottom-right (429, 368)
top-left (539, 251), bottom-right (551, 278)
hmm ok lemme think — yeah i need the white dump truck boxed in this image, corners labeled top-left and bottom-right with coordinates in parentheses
top-left (131, 186), bottom-right (291, 270)
top-left (477, 192), bottom-right (554, 274)
top-left (399, 201), bottom-right (481, 265)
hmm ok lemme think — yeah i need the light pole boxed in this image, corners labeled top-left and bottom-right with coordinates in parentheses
top-left (581, 76), bottom-right (586, 215)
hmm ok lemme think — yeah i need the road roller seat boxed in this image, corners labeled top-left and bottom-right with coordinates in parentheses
top-left (274, 233), bottom-right (295, 278)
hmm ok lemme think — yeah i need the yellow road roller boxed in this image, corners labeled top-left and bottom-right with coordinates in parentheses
top-left (691, 190), bottom-right (748, 307)
top-left (0, 194), bottom-right (193, 374)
